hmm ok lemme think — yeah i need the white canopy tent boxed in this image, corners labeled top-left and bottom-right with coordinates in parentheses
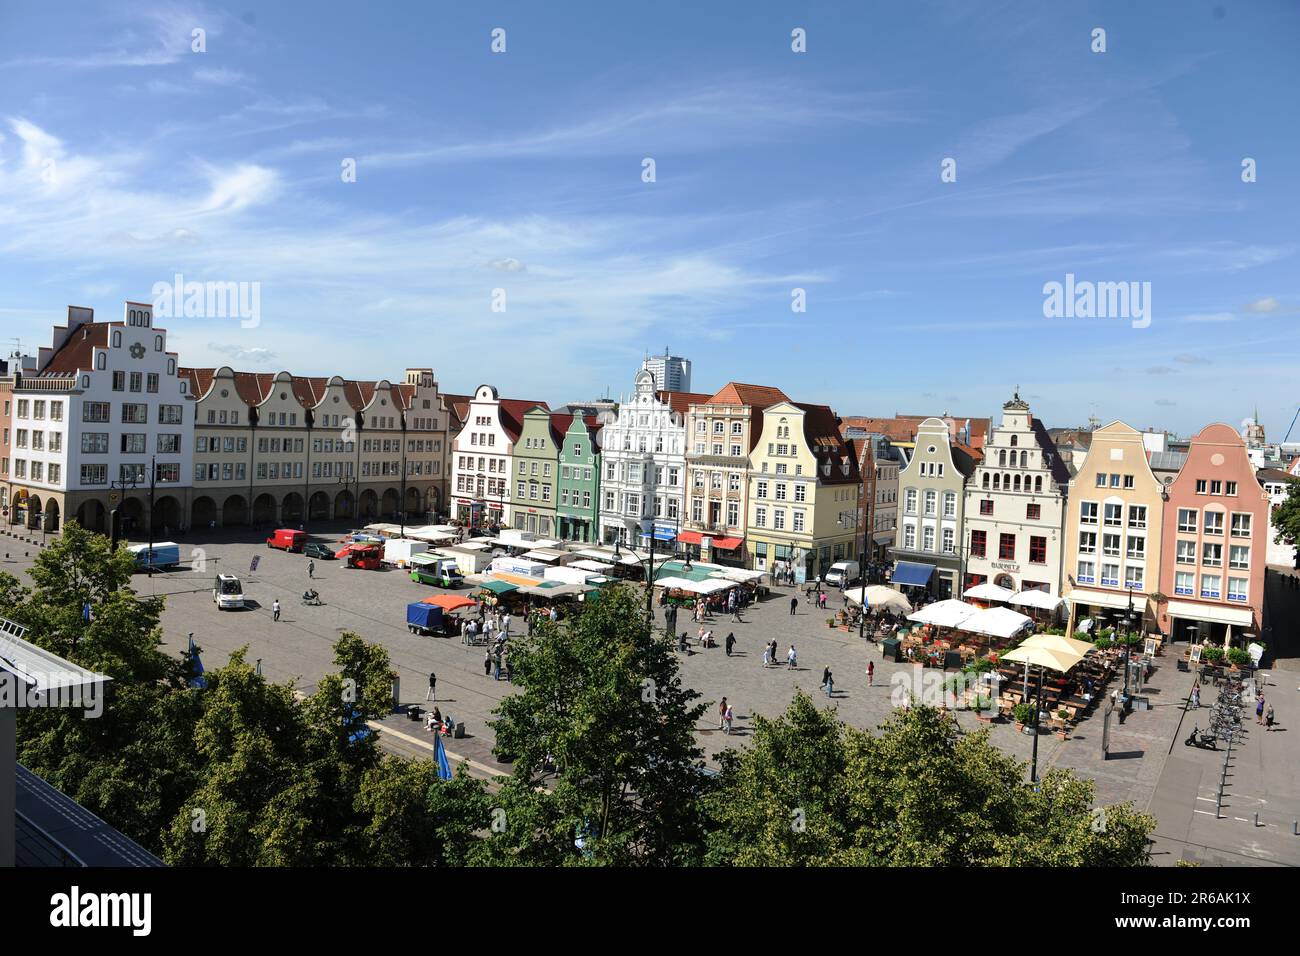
top-left (962, 582), bottom-right (1015, 603)
top-left (709, 568), bottom-right (767, 584)
top-left (653, 576), bottom-right (734, 595)
top-left (1009, 589), bottom-right (1067, 613)
top-left (570, 559), bottom-right (613, 573)
top-left (906, 599), bottom-right (978, 629)
top-left (959, 605), bottom-right (1034, 640)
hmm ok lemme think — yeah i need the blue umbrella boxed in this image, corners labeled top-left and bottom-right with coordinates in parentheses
top-left (432, 729), bottom-right (453, 780)
top-left (186, 634), bottom-right (207, 689)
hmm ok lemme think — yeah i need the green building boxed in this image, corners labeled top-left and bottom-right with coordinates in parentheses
top-left (510, 407), bottom-right (562, 536)
top-left (557, 415), bottom-right (601, 542)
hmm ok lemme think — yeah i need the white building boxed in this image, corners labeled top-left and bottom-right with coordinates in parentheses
top-left (596, 369), bottom-right (704, 549)
top-left (1258, 467), bottom-right (1298, 568)
top-left (449, 385), bottom-right (548, 530)
top-left (963, 393), bottom-right (1071, 595)
top-left (641, 350), bottom-right (692, 394)
top-left (3, 303), bottom-right (193, 535)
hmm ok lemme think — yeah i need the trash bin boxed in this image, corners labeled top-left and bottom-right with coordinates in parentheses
top-left (880, 637), bottom-right (902, 662)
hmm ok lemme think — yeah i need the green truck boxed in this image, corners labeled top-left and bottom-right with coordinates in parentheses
top-left (409, 553), bottom-right (465, 589)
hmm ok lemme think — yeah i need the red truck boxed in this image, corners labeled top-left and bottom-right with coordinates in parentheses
top-left (266, 528), bottom-right (307, 552)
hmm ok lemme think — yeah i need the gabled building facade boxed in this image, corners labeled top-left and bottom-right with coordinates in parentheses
top-left (1159, 424), bottom-right (1270, 643)
top-left (682, 382), bottom-right (788, 567)
top-left (449, 385), bottom-right (548, 529)
top-left (598, 370), bottom-right (707, 550)
top-left (745, 402), bottom-right (860, 581)
top-left (963, 393), bottom-right (1071, 595)
top-left (557, 415), bottom-right (601, 542)
top-left (1061, 421), bottom-right (1166, 635)
top-left (510, 407), bottom-right (564, 536)
top-left (890, 416), bottom-right (977, 598)
top-left (5, 303), bottom-right (194, 536)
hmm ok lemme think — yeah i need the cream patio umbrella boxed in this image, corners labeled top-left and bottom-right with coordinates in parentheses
top-left (844, 585), bottom-right (912, 615)
top-left (1021, 633), bottom-right (1095, 659)
top-left (1001, 643), bottom-right (1085, 784)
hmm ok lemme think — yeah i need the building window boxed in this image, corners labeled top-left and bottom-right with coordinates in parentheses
top-left (1174, 571), bottom-right (1194, 596)
top-left (1127, 505), bottom-right (1146, 529)
top-left (1175, 540), bottom-right (1195, 564)
top-left (970, 529), bottom-right (986, 558)
top-left (1203, 511), bottom-right (1223, 536)
top-left (1202, 543), bottom-right (1222, 567)
top-left (943, 492), bottom-right (956, 518)
top-left (1230, 513), bottom-right (1251, 537)
top-left (1100, 563), bottom-right (1119, 587)
top-left (1078, 531), bottom-right (1097, 554)
top-left (1200, 574), bottom-right (1221, 599)
top-left (754, 506), bottom-right (766, 528)
top-left (1125, 566), bottom-right (1144, 590)
top-left (1227, 577), bottom-right (1248, 602)
top-left (1079, 501), bottom-right (1097, 524)
top-left (941, 527), bottom-right (954, 554)
top-left (1228, 545), bottom-right (1250, 570)
top-left (1026, 503), bottom-right (1040, 520)
top-left (999, 533), bottom-right (1015, 560)
top-left (922, 526), bottom-right (935, 551)
top-left (1103, 503), bottom-right (1121, 527)
top-left (1076, 560), bottom-right (1095, 584)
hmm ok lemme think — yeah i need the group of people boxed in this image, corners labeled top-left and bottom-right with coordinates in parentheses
top-left (761, 640), bottom-right (797, 669)
top-left (485, 641), bottom-right (512, 682)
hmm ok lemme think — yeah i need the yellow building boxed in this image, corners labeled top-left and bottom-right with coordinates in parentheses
top-left (745, 401), bottom-right (860, 583)
top-left (1061, 421), bottom-right (1167, 635)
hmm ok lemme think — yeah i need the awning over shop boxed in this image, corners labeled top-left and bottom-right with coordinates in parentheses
top-left (1165, 600), bottom-right (1254, 628)
top-left (708, 536), bottom-right (743, 550)
top-left (1070, 587), bottom-right (1145, 611)
top-left (676, 530), bottom-right (704, 545)
top-left (477, 580), bottom-right (519, 595)
top-left (891, 561), bottom-right (936, 587)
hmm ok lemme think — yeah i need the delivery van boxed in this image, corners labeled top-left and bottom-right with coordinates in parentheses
top-left (266, 528), bottom-right (307, 552)
top-left (824, 560), bottom-right (860, 588)
top-left (409, 554), bottom-right (465, 589)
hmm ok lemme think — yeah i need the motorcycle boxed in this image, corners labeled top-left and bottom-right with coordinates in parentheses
top-left (1184, 724), bottom-right (1218, 750)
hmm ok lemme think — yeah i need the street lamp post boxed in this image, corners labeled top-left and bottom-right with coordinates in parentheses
top-left (613, 520), bottom-right (657, 635)
top-left (108, 469), bottom-right (142, 552)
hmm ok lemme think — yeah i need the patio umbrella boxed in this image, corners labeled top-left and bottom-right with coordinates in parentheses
top-left (1002, 643), bottom-right (1083, 784)
top-left (1021, 633), bottom-right (1095, 659)
top-left (962, 581), bottom-right (1015, 603)
top-left (844, 585), bottom-right (912, 614)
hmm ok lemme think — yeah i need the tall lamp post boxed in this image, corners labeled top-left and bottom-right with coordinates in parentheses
top-left (1120, 585), bottom-right (1140, 703)
top-left (108, 470), bottom-right (141, 551)
top-left (613, 519), bottom-right (658, 635)
top-left (839, 510), bottom-right (867, 640)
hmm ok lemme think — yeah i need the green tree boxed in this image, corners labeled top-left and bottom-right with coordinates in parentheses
top-left (484, 585), bottom-right (711, 865)
top-left (704, 693), bottom-right (1154, 866)
top-left (354, 758), bottom-right (491, 866)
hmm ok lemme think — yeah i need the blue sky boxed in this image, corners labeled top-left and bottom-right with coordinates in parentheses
top-left (1, 0), bottom-right (1298, 439)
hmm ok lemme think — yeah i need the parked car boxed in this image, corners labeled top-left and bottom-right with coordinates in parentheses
top-left (212, 573), bottom-right (246, 610)
top-left (266, 528), bottom-right (307, 552)
top-left (303, 542), bottom-right (336, 560)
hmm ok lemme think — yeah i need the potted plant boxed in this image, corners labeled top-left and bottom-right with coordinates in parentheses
top-left (1201, 645), bottom-right (1225, 664)
top-left (1013, 702), bottom-right (1035, 733)
top-left (826, 617), bottom-right (835, 629)
top-left (1226, 647), bottom-right (1251, 669)
top-left (1055, 708), bottom-right (1071, 739)
top-left (972, 694), bottom-right (994, 722)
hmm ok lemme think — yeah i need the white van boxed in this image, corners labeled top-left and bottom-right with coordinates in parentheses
top-left (213, 574), bottom-right (246, 610)
top-left (824, 560), bottom-right (860, 589)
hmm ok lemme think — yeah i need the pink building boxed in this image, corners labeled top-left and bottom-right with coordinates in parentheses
top-left (1158, 423), bottom-right (1269, 646)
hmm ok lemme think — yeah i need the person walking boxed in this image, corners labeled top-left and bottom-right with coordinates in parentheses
top-left (1189, 683), bottom-right (1200, 709)
top-left (867, 660), bottom-right (875, 687)
top-left (725, 632), bottom-right (736, 657)
top-left (821, 666), bottom-right (832, 689)
top-left (723, 702), bottom-right (734, 735)
top-left (308, 560), bottom-right (315, 579)
top-left (493, 650), bottom-right (502, 682)
top-left (426, 671), bottom-right (437, 701)
top-left (789, 596), bottom-right (798, 616)
top-left (1265, 703), bottom-right (1275, 731)
top-left (718, 697), bottom-right (728, 730)
top-left (272, 599), bottom-right (281, 622)
top-left (825, 670), bottom-right (834, 698)
top-left (484, 649), bottom-right (493, 677)
top-left (1256, 694), bottom-right (1266, 725)
top-left (787, 645), bottom-right (797, 669)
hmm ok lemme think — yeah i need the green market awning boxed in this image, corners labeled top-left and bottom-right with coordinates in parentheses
top-left (478, 580), bottom-right (519, 595)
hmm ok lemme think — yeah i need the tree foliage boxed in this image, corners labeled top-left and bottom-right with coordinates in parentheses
top-left (702, 692), bottom-right (1154, 866)
top-left (1271, 478), bottom-right (1300, 547)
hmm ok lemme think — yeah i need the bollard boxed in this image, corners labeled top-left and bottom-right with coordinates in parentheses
top-left (1255, 812), bottom-right (1260, 828)
top-left (1293, 820), bottom-right (1298, 836)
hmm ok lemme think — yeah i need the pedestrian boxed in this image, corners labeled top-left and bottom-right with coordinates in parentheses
top-left (1256, 695), bottom-right (1266, 724)
top-left (723, 703), bottom-right (734, 735)
top-left (725, 632), bottom-right (736, 657)
top-left (762, 644), bottom-right (772, 666)
top-left (1265, 704), bottom-right (1275, 731)
top-left (426, 671), bottom-right (437, 701)
top-left (1189, 684), bottom-right (1199, 709)
top-left (790, 596), bottom-right (798, 616)
top-left (503, 647), bottom-right (512, 683)
top-left (718, 697), bottom-right (728, 730)
top-left (484, 649), bottom-right (493, 677)
top-left (867, 660), bottom-right (875, 686)
top-left (821, 666), bottom-right (831, 689)
top-left (272, 599), bottom-right (281, 622)
top-left (308, 560), bottom-right (315, 579)
top-left (549, 606), bottom-right (558, 623)
top-left (787, 645), bottom-right (797, 669)
top-left (493, 651), bottom-right (502, 682)
top-left (825, 670), bottom-right (834, 698)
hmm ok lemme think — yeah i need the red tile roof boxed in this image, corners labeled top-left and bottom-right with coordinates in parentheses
top-left (38, 322), bottom-right (108, 375)
top-left (704, 382), bottom-right (790, 409)
top-left (498, 399), bottom-right (551, 442)
top-left (795, 403), bottom-right (860, 484)
top-left (657, 390), bottom-right (714, 418)
top-left (179, 367), bottom-right (215, 398)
